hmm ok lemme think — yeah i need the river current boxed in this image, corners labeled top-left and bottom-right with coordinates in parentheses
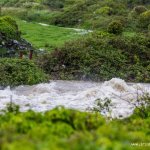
top-left (0, 78), bottom-right (150, 118)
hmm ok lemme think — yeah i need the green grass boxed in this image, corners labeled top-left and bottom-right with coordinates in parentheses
top-left (17, 20), bottom-right (81, 51)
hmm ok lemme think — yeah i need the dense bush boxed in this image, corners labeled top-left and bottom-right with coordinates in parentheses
top-left (0, 105), bottom-right (150, 150)
top-left (1, 8), bottom-right (28, 20)
top-left (0, 58), bottom-right (48, 86)
top-left (1, 0), bottom-right (149, 33)
top-left (131, 93), bottom-right (150, 119)
top-left (95, 6), bottom-right (113, 15)
top-left (108, 20), bottom-right (123, 34)
top-left (50, 0), bottom-right (94, 26)
top-left (0, 16), bottom-right (20, 39)
top-left (1, 7), bottom-right (58, 24)
top-left (139, 10), bottom-right (150, 28)
top-left (50, 0), bottom-right (127, 27)
top-left (37, 32), bottom-right (150, 82)
top-left (127, 0), bottom-right (150, 6)
top-left (133, 5), bottom-right (147, 14)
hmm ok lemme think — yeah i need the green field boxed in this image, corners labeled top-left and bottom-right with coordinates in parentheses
top-left (17, 20), bottom-right (81, 51)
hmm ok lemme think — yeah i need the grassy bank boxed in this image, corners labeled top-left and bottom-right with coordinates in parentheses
top-left (17, 20), bottom-right (81, 51)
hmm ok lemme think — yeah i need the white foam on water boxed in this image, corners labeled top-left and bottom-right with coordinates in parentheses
top-left (0, 78), bottom-right (150, 118)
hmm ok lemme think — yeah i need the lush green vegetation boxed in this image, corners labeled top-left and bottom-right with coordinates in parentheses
top-left (1, 0), bottom-right (149, 31)
top-left (108, 20), bottom-right (123, 35)
top-left (1, 7), bottom-right (57, 23)
top-left (0, 16), bottom-right (34, 58)
top-left (37, 31), bottom-right (150, 82)
top-left (0, 58), bottom-right (47, 86)
top-left (0, 0), bottom-right (75, 23)
top-left (49, 0), bottom-right (150, 32)
top-left (0, 16), bottom-right (20, 39)
top-left (17, 19), bottom-right (81, 50)
top-left (0, 102), bottom-right (150, 150)
top-left (0, 0), bottom-right (150, 149)
top-left (0, 0), bottom-right (149, 83)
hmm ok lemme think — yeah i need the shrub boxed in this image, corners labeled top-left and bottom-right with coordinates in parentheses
top-left (1, 8), bottom-right (28, 20)
top-left (95, 6), bottom-right (113, 15)
top-left (0, 58), bottom-right (48, 86)
top-left (130, 5), bottom-right (148, 20)
top-left (127, 0), bottom-right (150, 6)
top-left (132, 93), bottom-right (150, 119)
top-left (4, 101), bottom-right (20, 114)
top-left (133, 5), bottom-right (147, 15)
top-left (0, 16), bottom-right (20, 39)
top-left (45, 107), bottom-right (105, 130)
top-left (0, 106), bottom-right (150, 150)
top-left (50, 0), bottom-right (100, 27)
top-left (139, 10), bottom-right (150, 28)
top-left (108, 20), bottom-right (123, 34)
top-left (37, 32), bottom-right (149, 82)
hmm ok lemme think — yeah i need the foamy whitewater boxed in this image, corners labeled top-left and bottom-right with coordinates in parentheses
top-left (0, 78), bottom-right (150, 118)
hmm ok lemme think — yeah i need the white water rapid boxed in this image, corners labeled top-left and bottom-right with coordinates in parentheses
top-left (0, 78), bottom-right (150, 118)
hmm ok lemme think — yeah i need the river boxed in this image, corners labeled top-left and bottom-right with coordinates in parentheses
top-left (0, 78), bottom-right (150, 118)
